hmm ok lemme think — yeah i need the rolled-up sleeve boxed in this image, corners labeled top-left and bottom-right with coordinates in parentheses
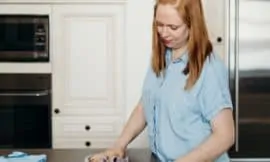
top-left (199, 55), bottom-right (233, 122)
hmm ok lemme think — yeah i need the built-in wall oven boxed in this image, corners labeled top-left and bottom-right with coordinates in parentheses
top-left (0, 74), bottom-right (52, 148)
top-left (0, 15), bottom-right (49, 62)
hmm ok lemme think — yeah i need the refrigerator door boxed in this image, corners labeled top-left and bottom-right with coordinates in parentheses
top-left (229, 0), bottom-right (270, 158)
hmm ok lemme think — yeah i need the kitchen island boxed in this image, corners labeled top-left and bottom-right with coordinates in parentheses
top-left (0, 148), bottom-right (157, 162)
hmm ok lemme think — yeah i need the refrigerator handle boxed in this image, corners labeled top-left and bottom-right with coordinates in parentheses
top-left (235, 0), bottom-right (240, 152)
top-left (228, 0), bottom-right (239, 152)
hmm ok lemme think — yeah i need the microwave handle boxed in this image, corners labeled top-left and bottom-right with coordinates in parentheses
top-left (0, 90), bottom-right (50, 97)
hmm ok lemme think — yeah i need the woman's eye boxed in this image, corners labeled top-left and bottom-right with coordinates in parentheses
top-left (156, 23), bottom-right (163, 27)
top-left (170, 26), bottom-right (179, 30)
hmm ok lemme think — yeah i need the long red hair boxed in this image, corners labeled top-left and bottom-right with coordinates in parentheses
top-left (151, 0), bottom-right (213, 90)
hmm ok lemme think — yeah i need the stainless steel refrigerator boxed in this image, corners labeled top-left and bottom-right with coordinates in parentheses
top-left (228, 0), bottom-right (270, 159)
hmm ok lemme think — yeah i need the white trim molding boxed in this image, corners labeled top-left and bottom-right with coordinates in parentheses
top-left (0, 0), bottom-right (126, 4)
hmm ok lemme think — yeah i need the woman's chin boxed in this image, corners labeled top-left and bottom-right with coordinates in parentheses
top-left (164, 43), bottom-right (173, 48)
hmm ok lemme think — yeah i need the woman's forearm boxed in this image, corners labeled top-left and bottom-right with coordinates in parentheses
top-left (113, 102), bottom-right (146, 150)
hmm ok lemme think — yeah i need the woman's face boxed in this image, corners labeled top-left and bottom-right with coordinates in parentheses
top-left (155, 4), bottom-right (189, 49)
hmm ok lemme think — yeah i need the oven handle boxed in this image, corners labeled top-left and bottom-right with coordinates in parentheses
top-left (0, 90), bottom-right (50, 97)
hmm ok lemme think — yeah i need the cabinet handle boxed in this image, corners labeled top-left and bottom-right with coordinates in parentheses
top-left (54, 108), bottom-right (60, 114)
top-left (85, 125), bottom-right (91, 131)
top-left (217, 37), bottom-right (222, 43)
top-left (85, 141), bottom-right (91, 147)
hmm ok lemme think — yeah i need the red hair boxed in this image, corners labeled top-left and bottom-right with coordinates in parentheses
top-left (151, 0), bottom-right (213, 90)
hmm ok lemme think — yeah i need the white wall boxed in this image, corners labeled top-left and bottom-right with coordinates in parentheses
top-left (125, 0), bottom-right (154, 147)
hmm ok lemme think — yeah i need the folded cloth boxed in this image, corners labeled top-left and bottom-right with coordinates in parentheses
top-left (0, 151), bottom-right (46, 162)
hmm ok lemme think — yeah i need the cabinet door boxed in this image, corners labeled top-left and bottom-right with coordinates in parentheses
top-left (202, 0), bottom-right (226, 45)
top-left (51, 4), bottom-right (125, 117)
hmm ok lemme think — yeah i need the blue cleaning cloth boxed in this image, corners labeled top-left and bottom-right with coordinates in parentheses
top-left (0, 151), bottom-right (46, 162)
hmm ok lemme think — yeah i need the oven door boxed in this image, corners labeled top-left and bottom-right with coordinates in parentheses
top-left (0, 74), bottom-right (52, 148)
top-left (0, 90), bottom-right (52, 148)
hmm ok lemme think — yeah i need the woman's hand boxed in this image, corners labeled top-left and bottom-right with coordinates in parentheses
top-left (89, 101), bottom-right (145, 162)
top-left (88, 147), bottom-right (125, 162)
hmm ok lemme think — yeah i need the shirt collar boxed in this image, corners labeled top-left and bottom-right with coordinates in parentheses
top-left (165, 48), bottom-right (189, 65)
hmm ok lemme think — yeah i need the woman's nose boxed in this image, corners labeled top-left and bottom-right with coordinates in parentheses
top-left (160, 26), bottom-right (169, 37)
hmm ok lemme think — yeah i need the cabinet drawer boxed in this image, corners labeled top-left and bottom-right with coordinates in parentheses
top-left (53, 138), bottom-right (115, 148)
top-left (53, 116), bottom-right (123, 138)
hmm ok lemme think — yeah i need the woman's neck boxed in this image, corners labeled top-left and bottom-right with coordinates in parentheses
top-left (172, 45), bottom-right (187, 61)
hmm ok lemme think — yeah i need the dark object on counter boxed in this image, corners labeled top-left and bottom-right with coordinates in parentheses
top-left (0, 149), bottom-right (156, 162)
top-left (85, 154), bottom-right (129, 162)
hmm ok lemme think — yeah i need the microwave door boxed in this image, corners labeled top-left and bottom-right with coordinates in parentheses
top-left (0, 17), bottom-right (35, 51)
top-left (0, 15), bottom-right (49, 62)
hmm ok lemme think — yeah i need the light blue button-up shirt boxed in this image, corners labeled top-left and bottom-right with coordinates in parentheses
top-left (141, 48), bottom-right (233, 162)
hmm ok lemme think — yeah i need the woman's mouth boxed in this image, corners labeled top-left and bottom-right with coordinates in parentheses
top-left (162, 39), bottom-right (171, 44)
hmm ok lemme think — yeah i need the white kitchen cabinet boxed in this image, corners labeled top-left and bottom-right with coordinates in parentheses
top-left (53, 138), bottom-right (116, 148)
top-left (51, 4), bottom-right (126, 148)
top-left (213, 44), bottom-right (226, 61)
top-left (202, 0), bottom-right (226, 45)
top-left (53, 116), bottom-right (122, 148)
top-left (0, 4), bottom-right (51, 14)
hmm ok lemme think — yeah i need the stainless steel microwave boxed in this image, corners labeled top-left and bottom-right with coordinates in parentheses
top-left (0, 15), bottom-right (49, 62)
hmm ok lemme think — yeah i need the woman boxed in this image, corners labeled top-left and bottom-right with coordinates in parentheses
top-left (89, 0), bottom-right (235, 161)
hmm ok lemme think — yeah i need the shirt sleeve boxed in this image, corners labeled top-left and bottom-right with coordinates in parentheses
top-left (199, 55), bottom-right (233, 122)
